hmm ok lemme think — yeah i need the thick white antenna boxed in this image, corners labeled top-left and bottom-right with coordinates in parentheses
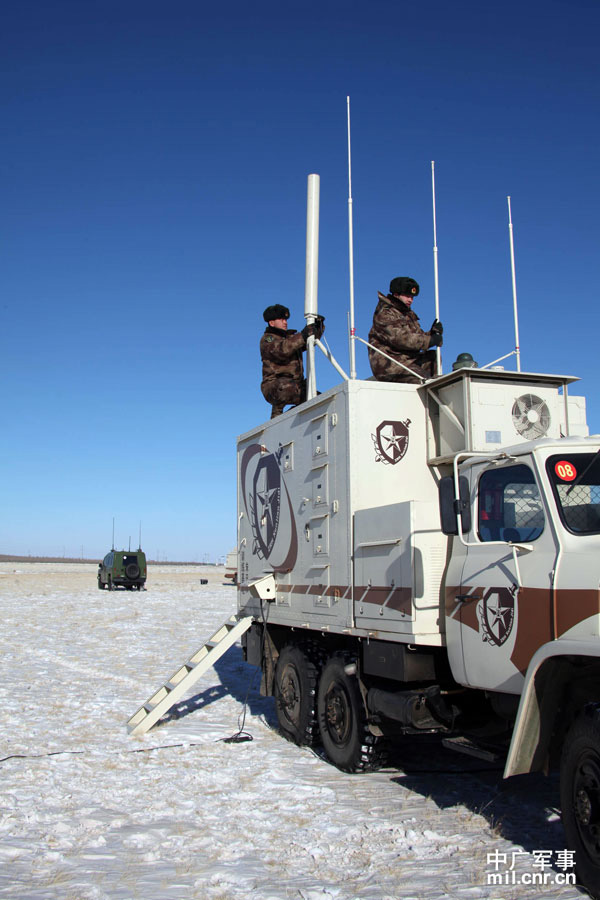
top-left (431, 161), bottom-right (441, 375)
top-left (304, 173), bottom-right (320, 400)
top-left (347, 96), bottom-right (357, 379)
top-left (507, 196), bottom-right (522, 372)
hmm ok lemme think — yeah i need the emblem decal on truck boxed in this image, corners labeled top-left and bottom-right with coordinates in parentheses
top-left (372, 418), bottom-right (411, 465)
top-left (249, 452), bottom-right (281, 558)
top-left (240, 443), bottom-right (298, 571)
top-left (477, 586), bottom-right (516, 646)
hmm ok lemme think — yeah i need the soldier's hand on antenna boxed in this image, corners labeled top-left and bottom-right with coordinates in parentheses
top-left (314, 315), bottom-right (325, 339)
top-left (428, 331), bottom-right (443, 348)
top-left (430, 319), bottom-right (443, 335)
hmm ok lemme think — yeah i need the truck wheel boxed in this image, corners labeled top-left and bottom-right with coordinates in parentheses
top-left (317, 656), bottom-right (384, 773)
top-left (561, 709), bottom-right (600, 898)
top-left (97, 577), bottom-right (104, 590)
top-left (274, 645), bottom-right (320, 746)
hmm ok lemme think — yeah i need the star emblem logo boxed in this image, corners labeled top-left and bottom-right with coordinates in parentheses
top-left (249, 453), bottom-right (281, 558)
top-left (372, 419), bottom-right (412, 465)
top-left (479, 587), bottom-right (516, 646)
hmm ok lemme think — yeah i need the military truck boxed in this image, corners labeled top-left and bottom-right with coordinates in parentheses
top-left (129, 174), bottom-right (600, 896)
top-left (234, 173), bottom-right (600, 895)
top-left (236, 360), bottom-right (600, 893)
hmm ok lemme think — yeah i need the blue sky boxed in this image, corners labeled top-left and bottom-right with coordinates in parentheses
top-left (2, 0), bottom-right (599, 561)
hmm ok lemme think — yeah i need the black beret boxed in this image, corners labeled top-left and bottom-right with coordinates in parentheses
top-left (263, 304), bottom-right (291, 322)
top-left (389, 277), bottom-right (419, 297)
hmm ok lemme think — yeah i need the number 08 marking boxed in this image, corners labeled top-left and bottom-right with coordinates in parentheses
top-left (555, 460), bottom-right (577, 481)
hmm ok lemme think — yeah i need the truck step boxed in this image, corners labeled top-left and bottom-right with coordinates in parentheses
top-left (127, 614), bottom-right (254, 736)
top-left (442, 735), bottom-right (501, 763)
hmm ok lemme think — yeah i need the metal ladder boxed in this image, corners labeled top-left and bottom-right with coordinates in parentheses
top-left (127, 614), bottom-right (254, 736)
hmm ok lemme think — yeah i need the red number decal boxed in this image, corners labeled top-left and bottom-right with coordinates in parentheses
top-left (555, 460), bottom-right (577, 481)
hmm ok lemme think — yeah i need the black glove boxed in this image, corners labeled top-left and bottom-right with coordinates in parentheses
top-left (430, 318), bottom-right (443, 335)
top-left (314, 315), bottom-right (325, 339)
top-left (428, 332), bottom-right (443, 348)
top-left (301, 324), bottom-right (316, 341)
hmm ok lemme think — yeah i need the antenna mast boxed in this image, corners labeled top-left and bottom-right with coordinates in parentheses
top-left (112, 517), bottom-right (115, 551)
top-left (347, 96), bottom-right (357, 379)
top-left (431, 161), bottom-right (442, 375)
top-left (304, 173), bottom-right (320, 400)
top-left (507, 196), bottom-right (521, 372)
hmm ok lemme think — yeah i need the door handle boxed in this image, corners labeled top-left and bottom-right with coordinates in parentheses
top-left (455, 594), bottom-right (481, 603)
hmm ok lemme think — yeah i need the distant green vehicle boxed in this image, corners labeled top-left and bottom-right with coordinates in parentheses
top-left (98, 549), bottom-right (147, 591)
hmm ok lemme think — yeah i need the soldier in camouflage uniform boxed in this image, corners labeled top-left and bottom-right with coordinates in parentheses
top-left (260, 304), bottom-right (325, 418)
top-left (368, 276), bottom-right (443, 384)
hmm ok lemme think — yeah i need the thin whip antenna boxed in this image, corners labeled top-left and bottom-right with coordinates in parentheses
top-left (431, 161), bottom-right (442, 375)
top-left (507, 196), bottom-right (522, 372)
top-left (347, 96), bottom-right (357, 379)
top-left (112, 517), bottom-right (115, 551)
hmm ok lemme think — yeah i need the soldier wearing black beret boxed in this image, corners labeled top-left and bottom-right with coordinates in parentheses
top-left (260, 305), bottom-right (325, 418)
top-left (368, 277), bottom-right (442, 383)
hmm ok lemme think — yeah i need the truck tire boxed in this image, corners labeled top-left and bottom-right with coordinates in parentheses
top-left (125, 563), bottom-right (140, 579)
top-left (317, 655), bottom-right (384, 773)
top-left (274, 645), bottom-right (320, 746)
top-left (560, 708), bottom-right (600, 899)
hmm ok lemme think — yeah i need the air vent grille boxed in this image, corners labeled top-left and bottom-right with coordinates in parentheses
top-left (512, 394), bottom-right (551, 440)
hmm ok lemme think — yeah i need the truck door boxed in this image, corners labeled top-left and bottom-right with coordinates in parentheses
top-left (452, 460), bottom-right (558, 693)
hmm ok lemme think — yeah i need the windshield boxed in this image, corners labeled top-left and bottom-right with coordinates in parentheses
top-left (546, 453), bottom-right (600, 535)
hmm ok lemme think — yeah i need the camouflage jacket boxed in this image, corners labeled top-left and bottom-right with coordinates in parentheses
top-left (260, 326), bottom-right (307, 386)
top-left (368, 292), bottom-right (431, 381)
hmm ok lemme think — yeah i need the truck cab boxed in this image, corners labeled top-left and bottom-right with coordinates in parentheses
top-left (443, 440), bottom-right (600, 695)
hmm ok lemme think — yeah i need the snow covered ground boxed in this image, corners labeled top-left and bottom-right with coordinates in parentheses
top-left (0, 563), bottom-right (586, 899)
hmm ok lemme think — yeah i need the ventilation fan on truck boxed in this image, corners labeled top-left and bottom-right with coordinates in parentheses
top-left (511, 394), bottom-right (551, 440)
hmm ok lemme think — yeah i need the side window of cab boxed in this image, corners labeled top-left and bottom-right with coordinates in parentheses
top-left (478, 463), bottom-right (545, 543)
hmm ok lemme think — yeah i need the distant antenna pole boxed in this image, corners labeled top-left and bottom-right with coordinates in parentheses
top-left (431, 161), bottom-right (442, 375)
top-left (347, 96), bottom-right (357, 379)
top-left (507, 196), bottom-right (522, 372)
top-left (304, 173), bottom-right (320, 400)
top-left (112, 517), bottom-right (115, 551)
top-left (138, 521), bottom-right (142, 550)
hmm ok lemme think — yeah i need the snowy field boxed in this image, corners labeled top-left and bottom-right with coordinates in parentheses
top-left (0, 563), bottom-right (585, 900)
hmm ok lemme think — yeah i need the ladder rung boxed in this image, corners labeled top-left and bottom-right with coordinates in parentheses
top-left (168, 664), bottom-right (195, 686)
top-left (147, 686), bottom-right (170, 707)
